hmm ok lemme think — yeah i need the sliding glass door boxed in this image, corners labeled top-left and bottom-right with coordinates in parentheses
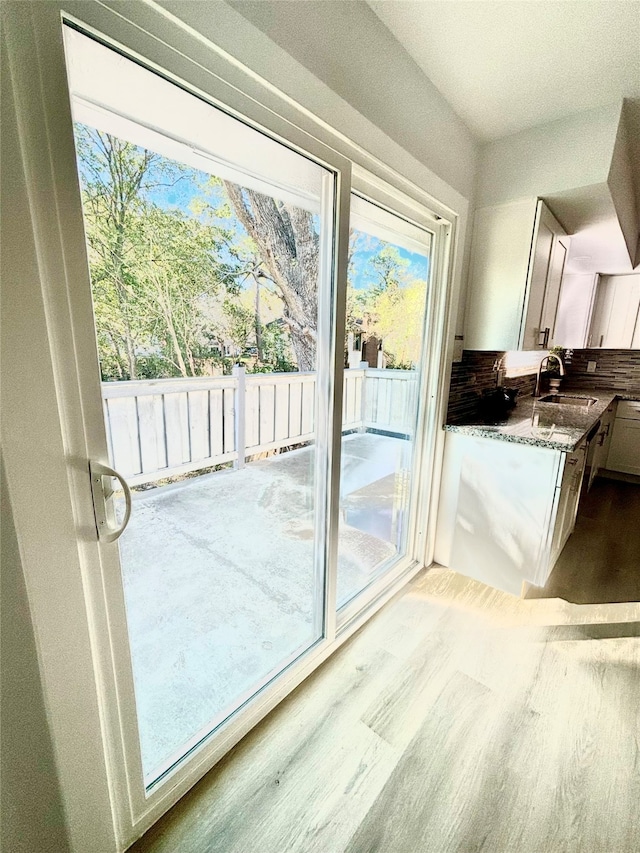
top-left (65, 26), bottom-right (336, 787)
top-left (36, 11), bottom-right (448, 841)
top-left (337, 195), bottom-right (432, 612)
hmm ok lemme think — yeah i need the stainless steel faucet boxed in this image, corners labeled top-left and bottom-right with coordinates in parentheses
top-left (533, 352), bottom-right (565, 397)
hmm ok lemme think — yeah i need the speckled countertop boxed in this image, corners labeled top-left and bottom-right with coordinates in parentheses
top-left (444, 388), bottom-right (640, 452)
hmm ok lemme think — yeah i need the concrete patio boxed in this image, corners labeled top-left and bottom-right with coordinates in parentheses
top-left (118, 432), bottom-right (412, 779)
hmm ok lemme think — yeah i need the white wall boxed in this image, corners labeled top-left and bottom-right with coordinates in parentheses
top-left (1, 11), bottom-right (117, 849)
top-left (0, 456), bottom-right (72, 853)
top-left (225, 0), bottom-right (479, 200)
top-left (475, 104), bottom-right (622, 208)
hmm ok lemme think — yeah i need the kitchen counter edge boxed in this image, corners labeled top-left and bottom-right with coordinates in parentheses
top-left (443, 390), bottom-right (640, 453)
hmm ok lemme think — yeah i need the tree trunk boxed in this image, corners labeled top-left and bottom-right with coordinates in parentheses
top-left (223, 182), bottom-right (319, 372)
top-left (166, 318), bottom-right (188, 377)
top-left (124, 329), bottom-right (137, 380)
top-left (254, 276), bottom-right (264, 362)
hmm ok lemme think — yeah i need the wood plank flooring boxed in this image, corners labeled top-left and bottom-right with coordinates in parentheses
top-left (526, 477), bottom-right (640, 605)
top-left (131, 568), bottom-right (640, 853)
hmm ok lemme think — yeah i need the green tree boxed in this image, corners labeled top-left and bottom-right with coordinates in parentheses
top-left (370, 245), bottom-right (410, 296)
top-left (76, 125), bottom-right (244, 379)
top-left (220, 299), bottom-right (254, 356)
top-left (75, 125), bottom-right (168, 379)
top-left (346, 235), bottom-right (424, 369)
top-left (131, 204), bottom-right (235, 377)
top-left (370, 279), bottom-right (427, 368)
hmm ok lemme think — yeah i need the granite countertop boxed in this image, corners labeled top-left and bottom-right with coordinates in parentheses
top-left (444, 388), bottom-right (640, 452)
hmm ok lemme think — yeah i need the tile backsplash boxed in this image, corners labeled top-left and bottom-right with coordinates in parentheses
top-left (446, 348), bottom-right (640, 424)
top-left (564, 349), bottom-right (640, 394)
top-left (446, 351), bottom-right (537, 424)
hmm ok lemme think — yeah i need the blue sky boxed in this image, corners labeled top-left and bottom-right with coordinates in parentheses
top-left (349, 237), bottom-right (429, 290)
top-left (150, 175), bottom-right (430, 288)
top-left (77, 126), bottom-right (430, 290)
top-left (137, 149), bottom-right (430, 289)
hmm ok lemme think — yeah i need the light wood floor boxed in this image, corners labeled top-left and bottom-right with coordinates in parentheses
top-left (131, 568), bottom-right (640, 853)
top-left (526, 477), bottom-right (640, 605)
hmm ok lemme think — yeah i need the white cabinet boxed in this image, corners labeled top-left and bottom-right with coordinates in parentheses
top-left (606, 400), bottom-right (640, 475)
top-left (465, 199), bottom-right (568, 351)
top-left (435, 432), bottom-right (585, 595)
top-left (548, 442), bottom-right (587, 570)
top-left (588, 274), bottom-right (640, 349)
top-left (554, 273), bottom-right (598, 349)
top-left (587, 400), bottom-right (617, 489)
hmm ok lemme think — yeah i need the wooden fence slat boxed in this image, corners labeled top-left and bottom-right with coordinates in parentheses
top-left (365, 373), bottom-right (378, 426)
top-left (103, 398), bottom-right (115, 467)
top-left (274, 383), bottom-right (289, 441)
top-left (301, 380), bottom-right (314, 436)
top-left (354, 375), bottom-right (362, 426)
top-left (223, 388), bottom-right (235, 455)
top-left (259, 383), bottom-right (276, 446)
top-left (137, 394), bottom-right (167, 473)
top-left (343, 374), bottom-right (351, 426)
top-left (288, 381), bottom-right (303, 439)
top-left (379, 378), bottom-right (391, 427)
top-left (352, 373), bottom-right (359, 424)
top-left (245, 384), bottom-right (260, 449)
top-left (188, 390), bottom-right (210, 462)
top-left (164, 392), bottom-right (190, 466)
top-left (106, 396), bottom-right (141, 477)
top-left (209, 389), bottom-right (224, 458)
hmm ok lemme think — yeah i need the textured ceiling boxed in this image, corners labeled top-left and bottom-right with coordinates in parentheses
top-left (367, 1), bottom-right (640, 141)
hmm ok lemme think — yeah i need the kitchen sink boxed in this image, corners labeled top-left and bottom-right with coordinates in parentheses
top-left (533, 394), bottom-right (599, 429)
top-left (538, 394), bottom-right (598, 406)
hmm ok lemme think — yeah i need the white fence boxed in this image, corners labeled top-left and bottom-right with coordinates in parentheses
top-left (102, 367), bottom-right (417, 484)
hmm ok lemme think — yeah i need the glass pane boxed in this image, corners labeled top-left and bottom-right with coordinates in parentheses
top-left (337, 195), bottom-right (431, 609)
top-left (65, 28), bottom-right (332, 785)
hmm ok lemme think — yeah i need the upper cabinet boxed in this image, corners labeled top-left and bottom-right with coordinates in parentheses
top-left (465, 199), bottom-right (568, 351)
top-left (553, 273), bottom-right (598, 349)
top-left (588, 274), bottom-right (640, 349)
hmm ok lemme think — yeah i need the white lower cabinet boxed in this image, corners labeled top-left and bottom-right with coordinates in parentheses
top-left (548, 442), bottom-right (587, 571)
top-left (435, 432), bottom-right (587, 595)
top-left (606, 401), bottom-right (640, 475)
top-left (587, 401), bottom-right (617, 489)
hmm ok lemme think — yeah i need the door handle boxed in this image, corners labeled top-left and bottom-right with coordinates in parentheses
top-left (90, 461), bottom-right (132, 543)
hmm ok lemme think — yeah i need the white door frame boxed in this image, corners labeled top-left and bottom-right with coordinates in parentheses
top-left (2, 3), bottom-right (460, 850)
